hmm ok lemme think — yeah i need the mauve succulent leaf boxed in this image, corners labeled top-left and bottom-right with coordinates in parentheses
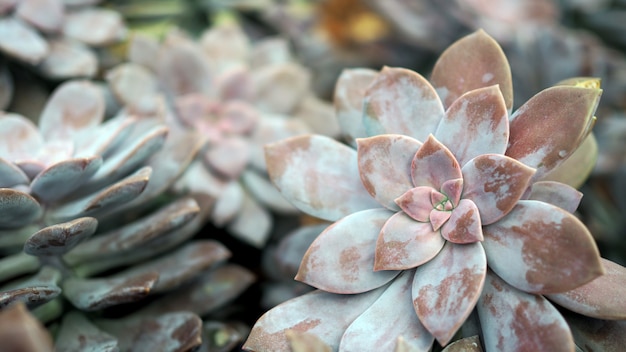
top-left (441, 199), bottom-right (483, 244)
top-left (227, 191), bottom-right (273, 248)
top-left (564, 311), bottom-right (626, 352)
top-left (441, 178), bottom-right (463, 207)
top-left (334, 68), bottom-right (377, 146)
top-left (216, 65), bottom-right (254, 102)
top-left (0, 113), bottom-right (43, 162)
top-left (244, 288), bottom-right (386, 351)
top-left (204, 136), bottom-right (249, 179)
top-left (39, 80), bottom-right (105, 141)
top-left (441, 335), bottom-right (482, 352)
top-left (431, 30), bottom-right (513, 111)
top-left (429, 209), bottom-right (452, 231)
top-left (357, 135), bottom-right (422, 210)
top-left (0, 17), bottom-right (48, 64)
top-left (157, 37), bottom-right (212, 97)
top-left (55, 311), bottom-right (118, 352)
top-left (106, 62), bottom-right (159, 107)
top-left (0, 266), bottom-right (61, 309)
top-left (17, 0), bottom-right (63, 32)
top-left (218, 101), bottom-right (259, 135)
top-left (252, 62), bottom-right (310, 115)
top-left (265, 134), bottom-right (378, 221)
top-left (528, 181), bottom-right (583, 214)
top-left (30, 156), bottom-right (102, 203)
top-left (482, 200), bottom-right (603, 294)
top-left (24, 217), bottom-right (97, 256)
top-left (63, 271), bottom-right (158, 311)
top-left (435, 85), bottom-right (509, 166)
top-left (275, 224), bottom-right (329, 278)
top-left (63, 8), bottom-right (126, 46)
top-left (250, 114), bottom-right (311, 172)
top-left (394, 187), bottom-right (436, 222)
top-left (287, 330), bottom-right (332, 352)
top-left (200, 22), bottom-right (250, 70)
top-left (374, 212), bottom-right (446, 270)
top-left (363, 67), bottom-right (444, 141)
top-left (297, 208), bottom-right (399, 293)
top-left (242, 169), bottom-right (298, 214)
top-left (0, 302), bottom-right (54, 352)
top-left (0, 157), bottom-right (29, 187)
top-left (477, 271), bottom-right (574, 351)
top-left (411, 135), bottom-right (461, 189)
top-left (0, 189), bottom-right (42, 228)
top-left (506, 86), bottom-right (601, 180)
top-left (547, 258), bottom-right (626, 320)
top-left (211, 180), bottom-right (244, 226)
top-left (38, 38), bottom-right (97, 79)
top-left (541, 132), bottom-right (598, 189)
top-left (461, 154), bottom-right (535, 225)
top-left (340, 270), bottom-right (434, 351)
top-left (412, 242), bottom-right (486, 346)
top-left (296, 94), bottom-right (341, 139)
top-left (0, 252), bottom-right (39, 282)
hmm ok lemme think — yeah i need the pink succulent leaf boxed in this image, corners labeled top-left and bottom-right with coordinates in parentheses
top-left (363, 67), bottom-right (444, 141)
top-left (334, 68), bottom-right (377, 146)
top-left (204, 136), bottom-right (249, 179)
top-left (429, 209), bottom-right (451, 231)
top-left (441, 199), bottom-right (483, 244)
top-left (0, 157), bottom-right (29, 187)
top-left (295, 94), bottom-right (341, 139)
top-left (375, 211), bottom-right (445, 271)
top-left (461, 154), bottom-right (535, 225)
top-left (251, 62), bottom-right (311, 115)
top-left (63, 8), bottom-right (126, 47)
top-left (357, 135), bottom-right (422, 210)
top-left (0, 113), bottom-right (43, 162)
top-left (215, 66), bottom-right (253, 101)
top-left (506, 86), bottom-right (601, 181)
top-left (217, 101), bottom-right (259, 136)
top-left (411, 135), bottom-right (461, 189)
top-left (430, 191), bottom-right (447, 207)
top-left (200, 22), bottom-right (250, 72)
top-left (527, 181), bottom-right (583, 214)
top-left (226, 190), bottom-right (272, 248)
top-left (174, 94), bottom-right (219, 130)
top-left (106, 63), bottom-right (159, 107)
top-left (412, 242), bottom-right (487, 346)
top-left (0, 17), bottom-right (48, 64)
top-left (30, 156), bottom-right (102, 204)
top-left (297, 208), bottom-right (399, 293)
top-left (39, 80), bottom-right (105, 141)
top-left (395, 186), bottom-right (437, 222)
top-left (265, 135), bottom-right (379, 222)
top-left (340, 270), bottom-right (434, 351)
top-left (564, 311), bottom-right (626, 352)
top-left (249, 114), bottom-right (311, 172)
top-left (17, 0), bottom-right (64, 33)
top-left (482, 200), bottom-right (604, 294)
top-left (440, 178), bottom-right (463, 207)
top-left (431, 29), bottom-right (513, 111)
top-left (243, 288), bottom-right (387, 351)
top-left (157, 38), bottom-right (212, 97)
top-left (547, 258), bottom-right (626, 320)
top-left (477, 271), bottom-right (575, 351)
top-left (435, 85), bottom-right (509, 167)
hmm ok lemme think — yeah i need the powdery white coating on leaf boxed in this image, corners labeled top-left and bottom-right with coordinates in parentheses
top-left (0, 189), bottom-right (42, 228)
top-left (227, 191), bottom-right (272, 248)
top-left (297, 208), bottom-right (399, 294)
top-left (482, 200), bottom-right (604, 294)
top-left (357, 135), bottom-right (422, 210)
top-left (242, 169), bottom-right (297, 214)
top-left (106, 63), bottom-right (159, 107)
top-left (38, 38), bottom-right (98, 79)
top-left (0, 113), bottom-right (44, 162)
top-left (395, 187), bottom-right (437, 222)
top-left (334, 68), bottom-right (377, 146)
top-left (412, 242), bottom-right (487, 346)
top-left (527, 181), bottom-right (582, 214)
top-left (30, 156), bottom-right (102, 203)
top-left (265, 135), bottom-right (379, 222)
top-left (204, 136), bottom-right (249, 179)
top-left (0, 17), bottom-right (48, 64)
top-left (411, 135), bottom-right (461, 189)
top-left (363, 67), bottom-right (444, 141)
top-left (0, 157), bottom-right (29, 187)
top-left (211, 180), bottom-right (244, 226)
top-left (477, 271), bottom-right (575, 352)
top-left (16, 0), bottom-right (64, 33)
top-left (440, 199), bottom-right (483, 244)
top-left (434, 85), bottom-right (509, 167)
top-left (24, 217), bottom-right (97, 256)
top-left (199, 22), bottom-right (250, 73)
top-left (63, 8), bottom-right (126, 46)
top-left (157, 37), bottom-right (212, 97)
top-left (251, 62), bottom-right (311, 115)
top-left (340, 270), bottom-right (434, 351)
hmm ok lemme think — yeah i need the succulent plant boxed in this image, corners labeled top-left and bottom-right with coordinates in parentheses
top-left (244, 30), bottom-right (626, 351)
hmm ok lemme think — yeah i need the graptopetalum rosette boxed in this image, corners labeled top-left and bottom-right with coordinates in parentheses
top-left (244, 30), bottom-right (626, 351)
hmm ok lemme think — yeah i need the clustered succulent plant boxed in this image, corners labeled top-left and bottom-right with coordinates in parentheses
top-left (245, 30), bottom-right (626, 351)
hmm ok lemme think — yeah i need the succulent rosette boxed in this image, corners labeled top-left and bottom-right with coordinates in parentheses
top-left (245, 30), bottom-right (626, 351)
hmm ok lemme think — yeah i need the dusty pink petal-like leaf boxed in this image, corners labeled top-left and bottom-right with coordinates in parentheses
top-left (363, 67), bottom-right (444, 141)
top-left (106, 63), bottom-right (158, 108)
top-left (441, 199), bottom-right (483, 244)
top-left (242, 169), bottom-right (297, 214)
top-left (199, 22), bottom-right (249, 71)
top-left (249, 114), bottom-right (311, 172)
top-left (357, 135), bottom-right (422, 210)
top-left (226, 191), bottom-right (272, 248)
top-left (38, 38), bottom-right (97, 79)
top-left (211, 180), bottom-right (243, 226)
top-left (295, 94), bottom-right (341, 139)
top-left (218, 101), bottom-right (259, 135)
top-left (506, 86), bottom-right (601, 180)
top-left (375, 211), bottom-right (445, 271)
top-left (297, 209), bottom-right (399, 293)
top-left (527, 181), bottom-right (582, 213)
top-left (244, 288), bottom-right (386, 352)
top-left (547, 258), bottom-right (626, 320)
top-left (411, 135), bottom-right (461, 189)
top-left (477, 271), bottom-right (574, 351)
top-left (483, 200), bottom-right (604, 294)
top-left (0, 17), bottom-right (48, 64)
top-left (204, 136), bottom-right (249, 179)
top-left (435, 85), bottom-right (508, 166)
top-left (265, 135), bottom-right (379, 222)
top-left (17, 0), bottom-right (64, 33)
top-left (0, 113), bottom-right (43, 162)
top-left (395, 186), bottom-right (436, 222)
top-left (412, 242), bottom-right (486, 346)
top-left (429, 209), bottom-right (451, 231)
top-left (341, 270), bottom-right (434, 351)
top-left (564, 311), bottom-right (626, 352)
top-left (334, 68), bottom-right (377, 146)
top-left (214, 66), bottom-right (253, 101)
top-left (157, 39), bottom-right (212, 97)
top-left (252, 62), bottom-right (310, 115)
top-left (441, 178), bottom-right (463, 207)
top-left (461, 154), bottom-right (535, 225)
top-left (30, 156), bottom-right (102, 203)
top-left (63, 8), bottom-right (126, 46)
top-left (431, 30), bottom-right (513, 111)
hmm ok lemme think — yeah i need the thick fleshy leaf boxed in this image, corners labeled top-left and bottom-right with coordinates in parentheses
top-left (430, 209), bottom-right (451, 231)
top-left (411, 135), bottom-right (461, 189)
top-left (204, 136), bottom-right (249, 179)
top-left (0, 302), bottom-right (54, 352)
top-left (0, 17), bottom-right (48, 64)
top-left (227, 191), bottom-right (272, 248)
top-left (55, 311), bottom-right (118, 352)
top-left (214, 66), bottom-right (253, 101)
top-left (63, 8), bottom-right (126, 46)
top-left (74, 113), bottom-right (137, 158)
top-left (431, 30), bottom-right (513, 111)
top-left (297, 208), bottom-right (399, 293)
top-left (0, 266), bottom-right (61, 309)
top-left (357, 135), bottom-right (422, 210)
top-left (211, 180), bottom-right (244, 226)
top-left (265, 135), bottom-right (378, 221)
top-left (412, 242), bottom-right (486, 346)
top-left (296, 94), bottom-right (341, 138)
top-left (564, 311), bottom-right (626, 352)
top-left (0, 252), bottom-right (39, 282)
top-left (341, 270), bottom-right (434, 351)
top-left (441, 178), bottom-right (463, 207)
top-left (527, 181), bottom-right (582, 213)
top-left (363, 67), bottom-right (444, 140)
top-left (441, 199), bottom-right (483, 244)
top-left (0, 189), bottom-right (42, 228)
top-left (394, 187), bottom-right (434, 222)
top-left (547, 258), bottom-right (626, 320)
top-left (0, 157), bottom-right (29, 187)
top-left (200, 22), bottom-right (250, 71)
top-left (334, 68), bottom-right (377, 146)
top-left (0, 113), bottom-right (43, 163)
top-left (242, 169), bottom-right (297, 214)
top-left (38, 38), bottom-right (97, 79)
top-left (252, 62), bottom-right (310, 115)
top-left (106, 62), bottom-right (159, 107)
top-left (506, 86), bottom-right (601, 180)
top-left (477, 271), bottom-right (574, 351)
top-left (374, 212), bottom-right (445, 270)
top-left (461, 154), bottom-right (535, 225)
top-left (435, 85), bottom-right (508, 166)
top-left (30, 156), bottom-right (102, 203)
top-left (157, 37), bottom-right (212, 97)
top-left (24, 217), bottom-right (97, 256)
top-left (244, 288), bottom-right (386, 351)
top-left (273, 224), bottom-right (329, 279)
top-left (483, 200), bottom-right (603, 294)
top-left (541, 132), bottom-right (597, 189)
